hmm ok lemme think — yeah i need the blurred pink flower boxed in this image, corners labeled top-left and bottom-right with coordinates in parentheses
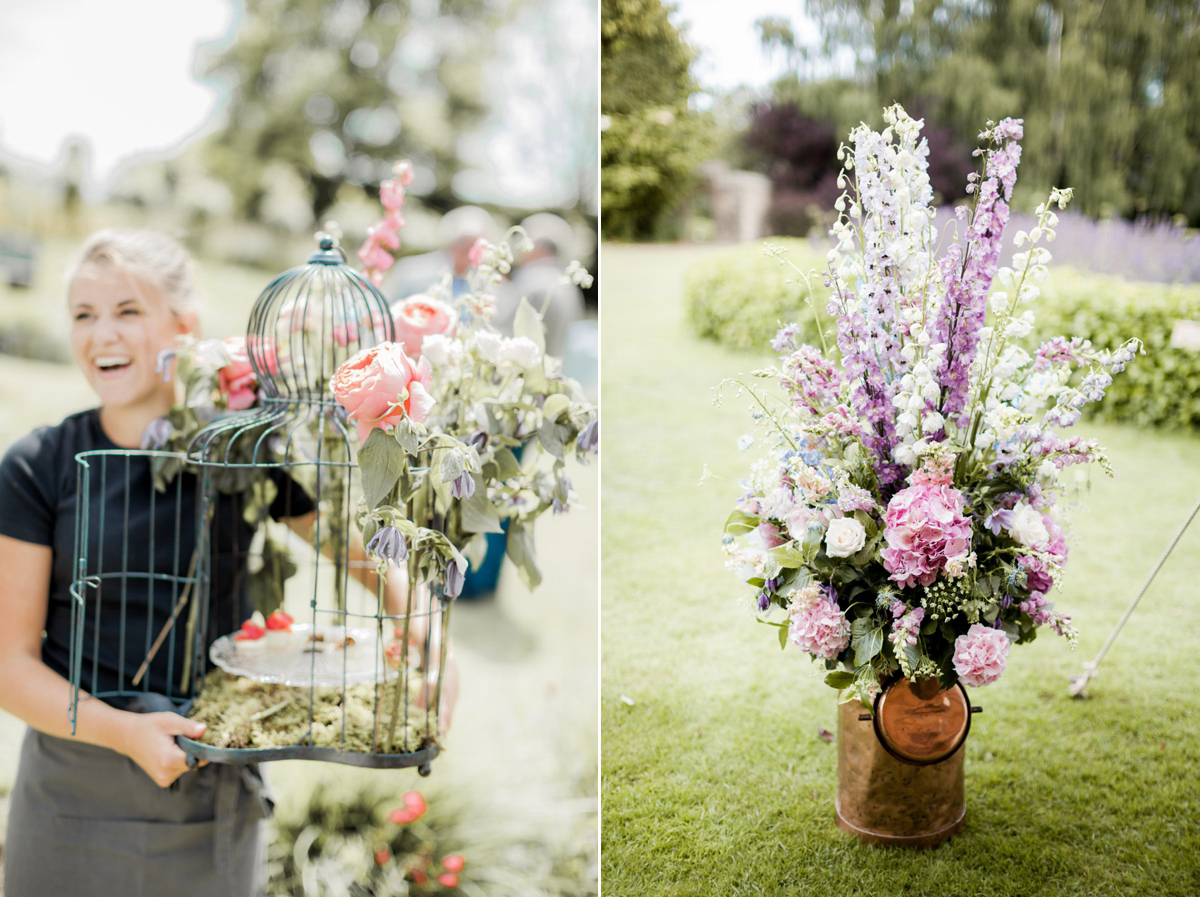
top-left (217, 336), bottom-right (258, 410)
top-left (392, 294), bottom-right (457, 358)
top-left (467, 237), bottom-right (487, 268)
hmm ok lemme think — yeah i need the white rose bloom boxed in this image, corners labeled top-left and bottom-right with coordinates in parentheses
top-left (499, 336), bottom-right (542, 369)
top-left (825, 517), bottom-right (867, 558)
top-left (471, 331), bottom-right (504, 363)
top-left (1009, 503), bottom-right (1050, 547)
top-left (420, 334), bottom-right (460, 367)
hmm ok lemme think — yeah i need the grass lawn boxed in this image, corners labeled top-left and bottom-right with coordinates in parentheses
top-left (600, 243), bottom-right (1200, 896)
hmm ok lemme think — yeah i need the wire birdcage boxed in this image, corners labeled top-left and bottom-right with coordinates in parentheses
top-left (69, 234), bottom-right (451, 774)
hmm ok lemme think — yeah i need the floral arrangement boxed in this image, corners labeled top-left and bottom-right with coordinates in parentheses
top-left (723, 105), bottom-right (1139, 702)
top-left (142, 160), bottom-right (597, 606)
top-left (334, 185), bottom-right (598, 595)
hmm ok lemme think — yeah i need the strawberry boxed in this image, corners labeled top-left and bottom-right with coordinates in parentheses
top-left (237, 621), bottom-right (266, 640)
top-left (265, 611), bottom-right (294, 631)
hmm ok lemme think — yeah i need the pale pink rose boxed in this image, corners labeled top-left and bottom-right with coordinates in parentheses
top-left (788, 598), bottom-right (851, 661)
top-left (331, 342), bottom-right (435, 443)
top-left (392, 294), bottom-right (457, 359)
top-left (952, 624), bottom-right (1011, 687)
top-left (218, 336), bottom-right (258, 410)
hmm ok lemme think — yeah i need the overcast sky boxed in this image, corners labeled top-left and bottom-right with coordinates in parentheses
top-left (668, 0), bottom-right (817, 93)
top-left (0, 0), bottom-right (596, 212)
top-left (0, 0), bottom-right (235, 184)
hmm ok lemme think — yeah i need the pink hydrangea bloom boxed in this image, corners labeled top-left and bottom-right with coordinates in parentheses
top-left (952, 623), bottom-right (1011, 686)
top-left (880, 480), bottom-right (972, 587)
top-left (788, 597), bottom-right (851, 660)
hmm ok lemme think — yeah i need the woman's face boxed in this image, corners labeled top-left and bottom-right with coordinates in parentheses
top-left (68, 262), bottom-right (192, 414)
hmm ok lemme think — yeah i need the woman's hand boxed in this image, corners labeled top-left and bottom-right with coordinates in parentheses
top-left (117, 711), bottom-right (208, 788)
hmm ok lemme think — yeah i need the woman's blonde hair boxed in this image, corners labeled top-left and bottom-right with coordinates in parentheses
top-left (67, 228), bottom-right (200, 319)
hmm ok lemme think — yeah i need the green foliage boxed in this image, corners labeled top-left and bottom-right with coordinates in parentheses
top-left (200, 0), bottom-right (497, 224)
top-left (682, 239), bottom-right (832, 352)
top-left (1032, 270), bottom-right (1200, 430)
top-left (600, 0), bottom-right (712, 240)
top-left (267, 778), bottom-right (466, 896)
top-left (806, 0), bottom-right (1200, 224)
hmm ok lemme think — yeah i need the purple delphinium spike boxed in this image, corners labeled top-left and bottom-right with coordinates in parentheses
top-left (931, 120), bottom-right (1023, 427)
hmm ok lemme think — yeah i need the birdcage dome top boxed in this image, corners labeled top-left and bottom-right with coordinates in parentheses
top-left (245, 231), bottom-right (395, 403)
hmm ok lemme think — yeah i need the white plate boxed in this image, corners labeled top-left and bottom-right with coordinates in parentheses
top-left (209, 623), bottom-right (396, 687)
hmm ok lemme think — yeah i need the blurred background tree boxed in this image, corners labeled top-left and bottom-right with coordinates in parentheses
top-left (805, 0), bottom-right (1200, 224)
top-left (600, 0), bottom-right (712, 240)
top-left (199, 0), bottom-right (496, 225)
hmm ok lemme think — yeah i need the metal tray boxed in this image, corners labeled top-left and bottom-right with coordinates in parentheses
top-left (176, 734), bottom-right (439, 774)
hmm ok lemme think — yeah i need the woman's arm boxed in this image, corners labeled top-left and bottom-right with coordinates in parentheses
top-left (0, 534), bottom-right (206, 787)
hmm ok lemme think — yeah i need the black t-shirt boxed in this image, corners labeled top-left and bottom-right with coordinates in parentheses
top-left (0, 408), bottom-right (314, 703)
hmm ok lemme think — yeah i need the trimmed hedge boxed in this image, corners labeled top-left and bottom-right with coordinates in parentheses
top-left (682, 239), bottom-right (832, 353)
top-left (684, 243), bottom-right (1200, 430)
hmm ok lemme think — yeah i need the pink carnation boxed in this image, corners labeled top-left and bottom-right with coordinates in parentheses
top-left (880, 481), bottom-right (972, 587)
top-left (952, 623), bottom-right (1011, 687)
top-left (788, 598), bottom-right (851, 660)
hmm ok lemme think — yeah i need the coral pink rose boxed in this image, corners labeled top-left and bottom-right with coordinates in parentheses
top-left (392, 294), bottom-right (457, 358)
top-left (218, 336), bottom-right (258, 410)
top-left (952, 624), bottom-right (1011, 687)
top-left (331, 342), bottom-right (436, 443)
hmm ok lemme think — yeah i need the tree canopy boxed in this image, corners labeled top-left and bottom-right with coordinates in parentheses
top-left (601, 0), bottom-right (711, 240)
top-left (805, 0), bottom-right (1200, 223)
top-left (199, 0), bottom-right (498, 224)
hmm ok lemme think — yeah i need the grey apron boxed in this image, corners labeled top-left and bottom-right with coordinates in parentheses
top-left (3, 726), bottom-right (273, 897)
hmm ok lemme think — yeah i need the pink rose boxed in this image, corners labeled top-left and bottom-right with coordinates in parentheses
top-left (218, 336), bottom-right (258, 410)
top-left (392, 294), bottom-right (457, 358)
top-left (330, 342), bottom-right (436, 443)
top-left (952, 624), bottom-right (1011, 687)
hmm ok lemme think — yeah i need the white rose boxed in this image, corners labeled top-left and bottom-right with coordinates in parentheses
top-left (1009, 503), bottom-right (1050, 547)
top-left (825, 517), bottom-right (867, 558)
top-left (420, 334), bottom-right (460, 367)
top-left (471, 331), bottom-right (503, 363)
top-left (499, 336), bottom-right (542, 369)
